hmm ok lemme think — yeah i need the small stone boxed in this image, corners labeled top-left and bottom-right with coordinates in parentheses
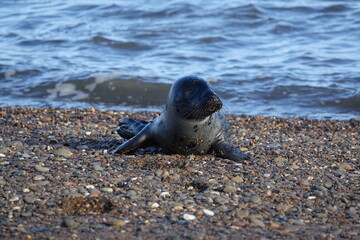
top-left (13, 170), bottom-right (26, 176)
top-left (323, 180), bottom-right (333, 188)
top-left (0, 153), bottom-right (5, 157)
top-left (202, 209), bottom-right (214, 217)
top-left (274, 157), bottom-right (287, 163)
top-left (173, 205), bottom-right (183, 211)
top-left (345, 207), bottom-right (357, 216)
top-left (183, 213), bottom-right (196, 221)
top-left (250, 218), bottom-right (265, 228)
top-left (250, 195), bottom-right (261, 204)
top-left (270, 221), bottom-right (281, 228)
top-left (24, 196), bottom-right (36, 204)
top-left (276, 204), bottom-right (292, 212)
top-left (160, 191), bottom-right (170, 197)
top-left (61, 217), bottom-right (77, 228)
top-left (235, 209), bottom-right (249, 219)
top-left (151, 202), bottom-right (160, 208)
top-left (231, 176), bottom-right (244, 182)
top-left (299, 179), bottom-right (310, 186)
top-left (6, 141), bottom-right (23, 148)
top-left (223, 185), bottom-right (237, 193)
top-left (9, 195), bottom-right (20, 202)
top-left (35, 165), bottom-right (50, 173)
top-left (283, 225), bottom-right (300, 233)
top-left (338, 162), bottom-right (352, 172)
top-left (155, 169), bottom-right (163, 176)
top-left (105, 220), bottom-right (126, 227)
top-left (126, 190), bottom-right (137, 197)
top-left (90, 189), bottom-right (101, 197)
top-left (93, 165), bottom-right (104, 171)
top-left (213, 196), bottom-right (229, 205)
top-left (100, 187), bottom-right (113, 193)
top-left (33, 175), bottom-right (45, 181)
top-left (53, 148), bottom-right (72, 158)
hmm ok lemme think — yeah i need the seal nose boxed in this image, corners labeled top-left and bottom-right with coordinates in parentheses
top-left (207, 93), bottom-right (223, 112)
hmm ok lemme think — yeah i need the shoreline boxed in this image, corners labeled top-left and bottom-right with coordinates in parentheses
top-left (1, 107), bottom-right (359, 239)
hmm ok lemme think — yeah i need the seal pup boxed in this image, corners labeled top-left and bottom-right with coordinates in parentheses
top-left (111, 76), bottom-right (250, 162)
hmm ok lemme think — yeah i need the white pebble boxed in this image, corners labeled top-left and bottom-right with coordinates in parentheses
top-left (264, 173), bottom-right (271, 177)
top-left (151, 202), bottom-right (160, 208)
top-left (202, 209), bottom-right (215, 216)
top-left (23, 188), bottom-right (30, 193)
top-left (85, 131), bottom-right (91, 135)
top-left (33, 175), bottom-right (45, 181)
top-left (183, 213), bottom-right (196, 221)
top-left (100, 187), bottom-right (113, 193)
top-left (308, 196), bottom-right (316, 199)
top-left (0, 153), bottom-right (5, 157)
top-left (86, 185), bottom-right (95, 189)
top-left (160, 191), bottom-right (170, 197)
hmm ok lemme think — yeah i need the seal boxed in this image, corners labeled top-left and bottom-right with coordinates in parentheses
top-left (111, 76), bottom-right (250, 162)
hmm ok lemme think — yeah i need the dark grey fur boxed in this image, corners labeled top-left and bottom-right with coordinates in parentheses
top-left (111, 76), bottom-right (250, 162)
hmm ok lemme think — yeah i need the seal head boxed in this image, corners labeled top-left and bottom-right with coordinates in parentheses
top-left (167, 76), bottom-right (223, 120)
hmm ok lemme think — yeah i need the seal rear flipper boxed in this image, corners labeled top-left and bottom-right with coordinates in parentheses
top-left (112, 125), bottom-right (152, 154)
top-left (212, 141), bottom-right (251, 162)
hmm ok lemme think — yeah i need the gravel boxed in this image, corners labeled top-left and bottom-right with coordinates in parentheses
top-left (0, 107), bottom-right (359, 239)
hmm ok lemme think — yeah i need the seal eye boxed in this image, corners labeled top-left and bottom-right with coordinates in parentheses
top-left (185, 89), bottom-right (195, 96)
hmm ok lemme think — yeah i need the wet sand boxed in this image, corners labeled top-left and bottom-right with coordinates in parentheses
top-left (0, 107), bottom-right (359, 239)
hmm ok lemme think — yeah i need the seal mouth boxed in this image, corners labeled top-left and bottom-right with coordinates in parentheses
top-left (183, 93), bottom-right (223, 120)
top-left (206, 94), bottom-right (223, 113)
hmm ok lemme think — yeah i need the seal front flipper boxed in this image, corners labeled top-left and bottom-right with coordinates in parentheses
top-left (212, 141), bottom-right (251, 162)
top-left (116, 118), bottom-right (149, 140)
top-left (112, 124), bottom-right (152, 154)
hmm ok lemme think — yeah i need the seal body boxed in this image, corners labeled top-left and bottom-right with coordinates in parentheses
top-left (112, 76), bottom-right (250, 162)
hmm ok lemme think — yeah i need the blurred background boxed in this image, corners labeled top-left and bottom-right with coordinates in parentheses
top-left (0, 0), bottom-right (359, 120)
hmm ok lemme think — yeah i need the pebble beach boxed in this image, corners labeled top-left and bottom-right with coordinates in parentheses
top-left (0, 107), bottom-right (359, 239)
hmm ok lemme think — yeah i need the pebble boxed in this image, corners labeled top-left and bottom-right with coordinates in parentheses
top-left (105, 220), bottom-right (126, 227)
top-left (100, 187), bottom-right (113, 193)
top-left (155, 169), bottom-right (163, 176)
top-left (93, 164), bottom-right (104, 171)
top-left (283, 225), bottom-right (300, 233)
top-left (53, 148), bottom-right (73, 158)
top-left (151, 202), bottom-right (160, 208)
top-left (33, 175), bottom-right (45, 181)
top-left (126, 190), bottom-right (137, 197)
top-left (9, 195), bottom-right (20, 202)
top-left (250, 195), bottom-right (262, 204)
top-left (183, 213), bottom-right (196, 221)
top-left (13, 170), bottom-right (26, 176)
top-left (160, 191), bottom-right (170, 197)
top-left (323, 180), bottom-right (333, 188)
top-left (213, 196), bottom-right (229, 205)
top-left (250, 218), bottom-right (265, 228)
top-left (231, 176), bottom-right (244, 183)
top-left (223, 185), bottom-right (237, 193)
top-left (235, 209), bottom-right (249, 219)
top-left (34, 165), bottom-right (50, 173)
top-left (24, 196), bottom-right (36, 204)
top-left (338, 162), bottom-right (352, 171)
top-left (202, 209), bottom-right (215, 217)
top-left (61, 217), bottom-right (77, 228)
top-left (90, 189), bottom-right (101, 197)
